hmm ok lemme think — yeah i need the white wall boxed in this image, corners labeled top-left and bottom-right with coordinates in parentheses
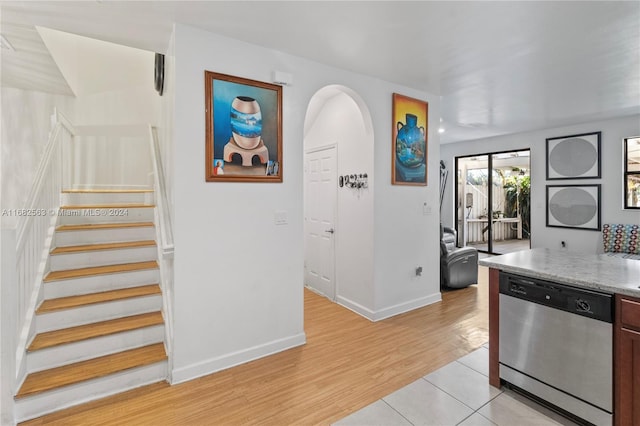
top-left (171, 23), bottom-right (441, 382)
top-left (42, 26), bottom-right (161, 188)
top-left (441, 115), bottom-right (640, 253)
top-left (49, 30), bottom-right (162, 190)
top-left (69, 131), bottom-right (153, 190)
top-left (304, 89), bottom-right (375, 313)
top-left (158, 28), bottom-right (175, 209)
top-left (68, 49), bottom-right (159, 128)
top-left (171, 25), bottom-right (304, 383)
top-left (39, 26), bottom-right (160, 127)
top-left (374, 90), bottom-right (441, 317)
top-left (74, 85), bottom-right (160, 126)
top-left (0, 88), bottom-right (74, 225)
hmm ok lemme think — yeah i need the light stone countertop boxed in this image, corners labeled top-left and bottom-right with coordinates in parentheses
top-left (479, 248), bottom-right (640, 298)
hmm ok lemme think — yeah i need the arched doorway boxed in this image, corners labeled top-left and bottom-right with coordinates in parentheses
top-left (302, 85), bottom-right (374, 310)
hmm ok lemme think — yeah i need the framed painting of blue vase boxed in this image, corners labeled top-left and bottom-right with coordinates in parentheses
top-left (205, 71), bottom-right (283, 182)
top-left (392, 93), bottom-right (428, 186)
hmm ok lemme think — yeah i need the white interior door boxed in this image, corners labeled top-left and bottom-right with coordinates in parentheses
top-left (304, 146), bottom-right (337, 300)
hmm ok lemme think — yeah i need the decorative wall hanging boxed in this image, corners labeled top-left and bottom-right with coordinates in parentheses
top-left (439, 160), bottom-right (448, 212)
top-left (339, 173), bottom-right (368, 189)
top-left (154, 53), bottom-right (165, 96)
top-left (546, 184), bottom-right (601, 231)
top-left (392, 93), bottom-right (428, 186)
top-left (205, 71), bottom-right (282, 182)
top-left (546, 131), bottom-right (601, 180)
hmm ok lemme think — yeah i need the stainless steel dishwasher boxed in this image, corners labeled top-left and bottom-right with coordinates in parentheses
top-left (499, 272), bottom-right (613, 426)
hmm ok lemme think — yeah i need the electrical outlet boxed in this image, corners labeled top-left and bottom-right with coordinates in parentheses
top-left (415, 266), bottom-right (423, 276)
top-left (561, 241), bottom-right (566, 248)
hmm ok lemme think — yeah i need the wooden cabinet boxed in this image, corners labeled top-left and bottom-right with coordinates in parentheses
top-left (615, 294), bottom-right (640, 426)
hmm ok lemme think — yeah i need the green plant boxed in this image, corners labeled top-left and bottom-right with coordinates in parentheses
top-left (466, 169), bottom-right (488, 186)
top-left (503, 175), bottom-right (530, 237)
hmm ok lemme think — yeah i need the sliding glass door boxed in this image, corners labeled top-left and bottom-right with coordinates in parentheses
top-left (456, 155), bottom-right (490, 251)
top-left (455, 150), bottom-right (530, 255)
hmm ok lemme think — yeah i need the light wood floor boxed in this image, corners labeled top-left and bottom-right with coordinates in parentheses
top-left (22, 267), bottom-right (489, 425)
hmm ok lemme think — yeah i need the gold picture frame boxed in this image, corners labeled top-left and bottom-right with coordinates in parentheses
top-left (392, 93), bottom-right (428, 186)
top-left (205, 71), bottom-right (283, 182)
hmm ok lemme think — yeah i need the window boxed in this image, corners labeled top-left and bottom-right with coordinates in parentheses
top-left (624, 137), bottom-right (640, 209)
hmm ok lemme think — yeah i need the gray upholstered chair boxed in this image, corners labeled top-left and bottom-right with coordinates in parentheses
top-left (440, 224), bottom-right (478, 289)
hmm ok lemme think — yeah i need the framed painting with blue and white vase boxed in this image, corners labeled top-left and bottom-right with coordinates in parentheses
top-left (205, 71), bottom-right (282, 182)
top-left (392, 93), bottom-right (428, 186)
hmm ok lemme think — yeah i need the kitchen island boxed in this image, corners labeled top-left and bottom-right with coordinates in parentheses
top-left (480, 248), bottom-right (640, 426)
top-left (479, 248), bottom-right (640, 297)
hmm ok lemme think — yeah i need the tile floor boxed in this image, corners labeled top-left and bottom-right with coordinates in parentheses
top-left (334, 344), bottom-right (578, 426)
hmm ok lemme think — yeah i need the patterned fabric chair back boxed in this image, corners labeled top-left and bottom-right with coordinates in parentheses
top-left (602, 224), bottom-right (639, 255)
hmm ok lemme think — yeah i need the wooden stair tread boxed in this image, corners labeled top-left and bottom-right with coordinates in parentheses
top-left (56, 222), bottom-right (154, 232)
top-left (60, 204), bottom-right (155, 209)
top-left (51, 240), bottom-right (156, 255)
top-left (44, 261), bottom-right (158, 282)
top-left (28, 312), bottom-right (164, 351)
top-left (37, 284), bottom-right (161, 313)
top-left (62, 189), bottom-right (153, 193)
top-left (15, 343), bottom-right (167, 399)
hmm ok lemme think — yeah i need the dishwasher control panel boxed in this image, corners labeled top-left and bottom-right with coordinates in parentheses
top-left (499, 272), bottom-right (613, 323)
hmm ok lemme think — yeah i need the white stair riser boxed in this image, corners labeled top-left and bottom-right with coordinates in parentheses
top-left (27, 325), bottom-right (165, 372)
top-left (55, 226), bottom-right (155, 246)
top-left (15, 361), bottom-right (167, 423)
top-left (50, 246), bottom-right (157, 271)
top-left (58, 207), bottom-right (154, 225)
top-left (36, 295), bottom-right (162, 333)
top-left (62, 192), bottom-right (154, 206)
top-left (44, 269), bottom-right (159, 299)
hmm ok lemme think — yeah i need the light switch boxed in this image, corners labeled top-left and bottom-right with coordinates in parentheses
top-left (275, 210), bottom-right (288, 225)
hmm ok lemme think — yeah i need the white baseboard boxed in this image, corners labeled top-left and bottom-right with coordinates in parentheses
top-left (170, 332), bottom-right (306, 385)
top-left (337, 292), bottom-right (442, 322)
top-left (373, 292), bottom-right (442, 321)
top-left (335, 296), bottom-right (377, 321)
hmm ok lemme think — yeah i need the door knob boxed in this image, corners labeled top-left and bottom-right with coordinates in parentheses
top-left (325, 228), bottom-right (335, 234)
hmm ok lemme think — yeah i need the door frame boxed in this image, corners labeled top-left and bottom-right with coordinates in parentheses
top-left (454, 147), bottom-right (531, 255)
top-left (304, 143), bottom-right (338, 300)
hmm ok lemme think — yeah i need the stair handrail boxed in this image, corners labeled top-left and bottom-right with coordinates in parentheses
top-left (8, 110), bottom-right (75, 396)
top-left (16, 111), bottom-right (75, 253)
top-left (147, 126), bottom-right (174, 255)
top-left (147, 125), bottom-right (174, 366)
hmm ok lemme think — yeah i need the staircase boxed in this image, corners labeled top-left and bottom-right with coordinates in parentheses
top-left (14, 189), bottom-right (168, 422)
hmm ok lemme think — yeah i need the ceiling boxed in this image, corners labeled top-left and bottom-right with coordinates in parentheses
top-left (1, 1), bottom-right (639, 144)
